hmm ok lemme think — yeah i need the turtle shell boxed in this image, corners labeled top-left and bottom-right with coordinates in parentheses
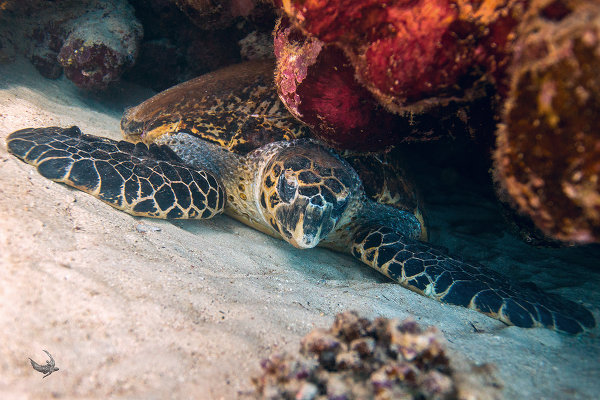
top-left (121, 60), bottom-right (311, 154)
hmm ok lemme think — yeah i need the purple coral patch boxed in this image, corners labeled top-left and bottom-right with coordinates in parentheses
top-left (58, 40), bottom-right (125, 90)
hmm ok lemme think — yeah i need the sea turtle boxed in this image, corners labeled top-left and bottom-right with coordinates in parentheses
top-left (6, 61), bottom-right (595, 334)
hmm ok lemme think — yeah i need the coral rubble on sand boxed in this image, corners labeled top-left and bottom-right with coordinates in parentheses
top-left (253, 311), bottom-right (502, 399)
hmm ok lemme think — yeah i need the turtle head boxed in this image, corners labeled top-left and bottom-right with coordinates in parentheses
top-left (258, 142), bottom-right (362, 249)
top-left (121, 97), bottom-right (184, 143)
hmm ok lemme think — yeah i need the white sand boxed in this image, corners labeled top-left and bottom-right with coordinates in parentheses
top-left (0, 58), bottom-right (598, 399)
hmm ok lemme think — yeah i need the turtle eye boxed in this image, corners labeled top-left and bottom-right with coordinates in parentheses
top-left (277, 170), bottom-right (298, 203)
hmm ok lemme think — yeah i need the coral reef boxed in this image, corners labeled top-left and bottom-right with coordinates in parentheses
top-left (0, 2), bottom-right (19, 64)
top-left (239, 30), bottom-right (274, 61)
top-left (495, 0), bottom-right (600, 243)
top-left (57, 4), bottom-right (143, 89)
top-left (184, 29), bottom-right (242, 77)
top-left (124, 38), bottom-right (184, 91)
top-left (0, 0), bottom-right (142, 89)
top-left (125, 0), bottom-right (277, 91)
top-left (278, 0), bottom-right (526, 112)
top-left (273, 16), bottom-right (498, 151)
top-left (274, 17), bottom-right (404, 150)
top-left (28, 21), bottom-right (66, 79)
top-left (253, 311), bottom-right (502, 399)
top-left (0, 0), bottom-right (278, 91)
top-left (3, 0), bottom-right (597, 241)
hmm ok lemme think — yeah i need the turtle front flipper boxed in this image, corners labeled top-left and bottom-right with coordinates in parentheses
top-left (6, 127), bottom-right (225, 219)
top-left (351, 225), bottom-right (595, 334)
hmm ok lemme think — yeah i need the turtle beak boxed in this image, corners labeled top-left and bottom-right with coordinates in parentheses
top-left (274, 191), bottom-right (349, 249)
top-left (120, 107), bottom-right (145, 140)
top-left (286, 201), bottom-right (339, 249)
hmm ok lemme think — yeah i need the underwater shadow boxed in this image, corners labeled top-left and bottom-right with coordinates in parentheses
top-left (0, 57), bottom-right (155, 120)
top-left (172, 213), bottom-right (390, 287)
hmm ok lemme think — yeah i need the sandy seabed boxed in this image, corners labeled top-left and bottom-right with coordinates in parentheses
top-left (0, 59), bottom-right (599, 399)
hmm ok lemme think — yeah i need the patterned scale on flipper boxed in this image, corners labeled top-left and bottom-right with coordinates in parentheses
top-left (6, 126), bottom-right (225, 219)
top-left (350, 224), bottom-right (595, 334)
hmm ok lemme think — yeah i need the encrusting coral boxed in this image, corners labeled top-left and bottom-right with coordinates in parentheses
top-left (273, 16), bottom-right (498, 151)
top-left (495, 0), bottom-right (600, 243)
top-left (273, 0), bottom-right (526, 150)
top-left (56, 3), bottom-right (143, 90)
top-left (278, 0), bottom-right (525, 110)
top-left (0, 0), bottom-right (142, 89)
top-left (253, 311), bottom-right (502, 400)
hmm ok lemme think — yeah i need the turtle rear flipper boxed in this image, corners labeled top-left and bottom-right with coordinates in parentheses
top-left (7, 127), bottom-right (225, 219)
top-left (351, 225), bottom-right (596, 334)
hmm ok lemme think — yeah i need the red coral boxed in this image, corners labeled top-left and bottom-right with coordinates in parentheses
top-left (274, 18), bottom-right (411, 150)
top-left (282, 0), bottom-right (527, 110)
top-left (274, 16), bottom-right (498, 150)
top-left (272, 1), bottom-right (525, 150)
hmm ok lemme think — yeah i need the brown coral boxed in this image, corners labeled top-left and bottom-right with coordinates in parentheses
top-left (495, 0), bottom-right (600, 243)
top-left (253, 311), bottom-right (502, 399)
top-left (274, 18), bottom-right (406, 150)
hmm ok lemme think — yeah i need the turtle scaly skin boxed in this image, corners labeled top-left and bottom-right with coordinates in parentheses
top-left (5, 63), bottom-right (595, 334)
top-left (346, 225), bottom-right (594, 331)
top-left (6, 126), bottom-right (224, 219)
